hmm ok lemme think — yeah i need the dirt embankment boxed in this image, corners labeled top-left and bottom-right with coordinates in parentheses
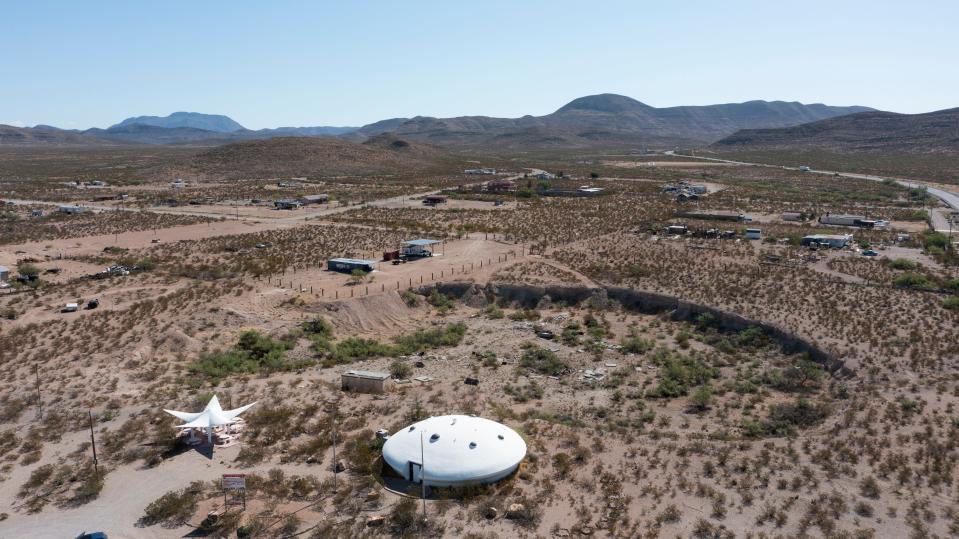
top-left (421, 281), bottom-right (851, 377)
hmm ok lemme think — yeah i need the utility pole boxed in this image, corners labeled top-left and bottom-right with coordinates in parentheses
top-left (34, 365), bottom-right (42, 419)
top-left (330, 407), bottom-right (338, 493)
top-left (89, 411), bottom-right (99, 476)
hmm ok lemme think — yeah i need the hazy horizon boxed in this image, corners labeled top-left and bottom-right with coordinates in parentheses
top-left (3, 0), bottom-right (957, 129)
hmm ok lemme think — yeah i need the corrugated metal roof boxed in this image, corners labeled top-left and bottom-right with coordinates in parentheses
top-left (329, 258), bottom-right (377, 265)
top-left (403, 239), bottom-right (442, 246)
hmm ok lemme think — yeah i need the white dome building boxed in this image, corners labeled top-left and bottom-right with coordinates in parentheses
top-left (382, 415), bottom-right (526, 488)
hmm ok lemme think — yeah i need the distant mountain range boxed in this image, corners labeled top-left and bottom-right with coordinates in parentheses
top-left (362, 95), bottom-right (872, 149)
top-left (0, 95), bottom-right (880, 149)
top-left (712, 108), bottom-right (959, 153)
top-left (110, 111), bottom-right (245, 132)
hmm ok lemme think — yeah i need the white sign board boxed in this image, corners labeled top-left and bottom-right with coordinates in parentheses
top-left (222, 474), bottom-right (246, 491)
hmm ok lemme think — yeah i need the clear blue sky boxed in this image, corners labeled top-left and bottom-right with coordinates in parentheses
top-left (2, 0), bottom-right (956, 129)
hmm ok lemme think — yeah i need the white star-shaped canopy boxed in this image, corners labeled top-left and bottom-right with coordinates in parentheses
top-left (164, 395), bottom-right (256, 431)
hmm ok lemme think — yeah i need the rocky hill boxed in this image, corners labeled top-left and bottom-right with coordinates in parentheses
top-left (712, 108), bottom-right (959, 153)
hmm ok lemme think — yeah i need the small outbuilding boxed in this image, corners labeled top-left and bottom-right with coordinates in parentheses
top-left (328, 258), bottom-right (377, 273)
top-left (274, 199), bottom-right (302, 210)
top-left (423, 195), bottom-right (448, 206)
top-left (0, 266), bottom-right (9, 281)
top-left (819, 214), bottom-right (875, 228)
top-left (801, 234), bottom-right (853, 249)
top-left (745, 228), bottom-right (762, 240)
top-left (57, 204), bottom-right (88, 215)
top-left (782, 212), bottom-right (803, 222)
top-left (342, 370), bottom-right (393, 394)
top-left (300, 194), bottom-right (329, 205)
top-left (382, 415), bottom-right (526, 488)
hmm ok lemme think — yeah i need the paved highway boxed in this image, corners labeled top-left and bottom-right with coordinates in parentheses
top-left (665, 152), bottom-right (958, 234)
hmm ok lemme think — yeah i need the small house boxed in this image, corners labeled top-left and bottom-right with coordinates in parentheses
top-left (327, 258), bottom-right (377, 274)
top-left (801, 234), bottom-right (853, 249)
top-left (274, 199), bottom-right (302, 210)
top-left (300, 194), bottom-right (329, 205)
top-left (423, 195), bottom-right (448, 206)
top-left (401, 239), bottom-right (441, 257)
top-left (57, 204), bottom-right (88, 215)
top-left (486, 179), bottom-right (515, 192)
top-left (342, 370), bottom-right (393, 394)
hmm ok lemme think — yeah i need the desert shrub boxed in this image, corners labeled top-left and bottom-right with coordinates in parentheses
top-left (390, 497), bottom-right (424, 534)
top-left (621, 335), bottom-right (654, 354)
top-left (893, 273), bottom-right (932, 289)
top-left (324, 337), bottom-right (394, 366)
top-left (888, 258), bottom-right (918, 270)
top-left (301, 317), bottom-right (333, 339)
top-left (519, 345), bottom-right (567, 375)
top-left (736, 326), bottom-right (770, 350)
top-left (427, 289), bottom-right (455, 313)
top-left (390, 360), bottom-right (412, 379)
top-left (400, 289), bottom-right (421, 307)
top-left (320, 324), bottom-right (466, 367)
top-left (921, 231), bottom-right (950, 251)
top-left (764, 398), bottom-right (829, 436)
top-left (690, 385), bottom-right (713, 410)
top-left (649, 348), bottom-right (716, 398)
top-left (188, 330), bottom-right (308, 382)
top-left (17, 262), bottom-right (40, 277)
top-left (142, 485), bottom-right (200, 527)
top-left (943, 297), bottom-right (959, 310)
top-left (766, 358), bottom-right (824, 391)
top-left (561, 322), bottom-right (582, 346)
top-left (483, 304), bottom-right (504, 319)
top-left (860, 476), bottom-right (881, 499)
top-left (341, 429), bottom-right (381, 475)
top-left (393, 323), bottom-right (466, 355)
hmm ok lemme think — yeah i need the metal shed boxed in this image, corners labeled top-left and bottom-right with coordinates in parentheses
top-left (401, 239), bottom-right (442, 257)
top-left (342, 370), bottom-right (393, 394)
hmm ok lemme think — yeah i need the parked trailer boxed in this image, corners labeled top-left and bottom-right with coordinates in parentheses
top-left (327, 258), bottom-right (377, 274)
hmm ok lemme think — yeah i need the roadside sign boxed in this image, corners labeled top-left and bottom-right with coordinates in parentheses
top-left (222, 474), bottom-right (246, 491)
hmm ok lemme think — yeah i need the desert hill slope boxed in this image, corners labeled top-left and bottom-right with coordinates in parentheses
top-left (712, 107), bottom-right (959, 153)
top-left (185, 135), bottom-right (458, 179)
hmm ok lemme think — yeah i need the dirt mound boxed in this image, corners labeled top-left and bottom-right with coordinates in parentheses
top-left (322, 292), bottom-right (426, 336)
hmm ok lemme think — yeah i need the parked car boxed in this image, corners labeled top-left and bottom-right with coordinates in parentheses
top-left (861, 249), bottom-right (878, 257)
top-left (76, 533), bottom-right (108, 539)
top-left (86, 298), bottom-right (100, 310)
